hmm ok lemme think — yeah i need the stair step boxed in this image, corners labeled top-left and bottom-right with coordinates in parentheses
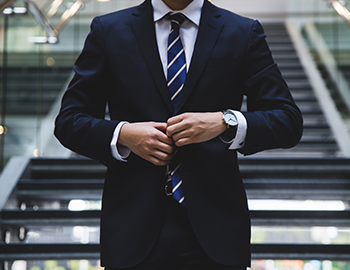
top-left (277, 62), bottom-right (304, 69)
top-left (266, 37), bottom-right (293, 44)
top-left (287, 81), bottom-right (312, 89)
top-left (291, 92), bottom-right (317, 101)
top-left (268, 44), bottom-right (295, 52)
top-left (0, 243), bottom-right (349, 261)
top-left (21, 158), bottom-right (350, 177)
top-left (1, 209), bottom-right (349, 227)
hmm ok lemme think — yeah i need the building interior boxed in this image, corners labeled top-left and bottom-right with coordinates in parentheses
top-left (0, 0), bottom-right (350, 269)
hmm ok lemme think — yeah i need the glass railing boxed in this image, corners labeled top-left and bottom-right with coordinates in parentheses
top-left (331, 0), bottom-right (350, 26)
top-left (0, 3), bottom-right (79, 169)
top-left (287, 0), bottom-right (350, 122)
top-left (0, 0), bottom-right (136, 170)
top-left (2, 0), bottom-right (348, 169)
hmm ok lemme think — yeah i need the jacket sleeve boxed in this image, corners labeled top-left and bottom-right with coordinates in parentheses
top-left (240, 20), bottom-right (303, 155)
top-left (54, 17), bottom-right (119, 167)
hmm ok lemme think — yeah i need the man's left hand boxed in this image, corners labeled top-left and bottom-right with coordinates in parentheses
top-left (166, 112), bottom-right (227, 147)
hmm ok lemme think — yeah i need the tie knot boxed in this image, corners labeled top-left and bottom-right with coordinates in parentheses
top-left (168, 13), bottom-right (186, 29)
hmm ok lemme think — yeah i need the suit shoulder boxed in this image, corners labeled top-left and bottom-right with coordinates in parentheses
top-left (221, 8), bottom-right (256, 28)
top-left (96, 7), bottom-right (136, 25)
top-left (206, 1), bottom-right (258, 30)
top-left (94, 0), bottom-right (150, 26)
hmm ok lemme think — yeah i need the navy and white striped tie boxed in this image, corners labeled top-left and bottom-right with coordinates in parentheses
top-left (167, 13), bottom-right (186, 205)
top-left (167, 13), bottom-right (186, 109)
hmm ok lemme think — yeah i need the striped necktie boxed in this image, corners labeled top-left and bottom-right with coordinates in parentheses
top-left (167, 13), bottom-right (186, 205)
top-left (167, 13), bottom-right (186, 109)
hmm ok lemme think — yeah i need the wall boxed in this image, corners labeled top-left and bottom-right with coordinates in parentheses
top-left (111, 0), bottom-right (288, 21)
top-left (211, 0), bottom-right (287, 21)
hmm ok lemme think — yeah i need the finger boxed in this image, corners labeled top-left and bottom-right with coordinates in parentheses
top-left (148, 151), bottom-right (173, 166)
top-left (152, 150), bottom-right (174, 162)
top-left (157, 132), bottom-right (175, 146)
top-left (167, 120), bottom-right (188, 138)
top-left (174, 138), bottom-right (191, 147)
top-left (156, 143), bottom-right (175, 155)
top-left (155, 129), bottom-right (175, 145)
top-left (167, 114), bottom-right (188, 135)
top-left (148, 156), bottom-right (171, 166)
top-left (138, 146), bottom-right (172, 166)
top-left (153, 122), bottom-right (168, 132)
top-left (171, 126), bottom-right (193, 142)
top-left (147, 122), bottom-right (174, 145)
top-left (167, 114), bottom-right (185, 127)
top-left (146, 130), bottom-right (175, 154)
top-left (173, 132), bottom-right (195, 146)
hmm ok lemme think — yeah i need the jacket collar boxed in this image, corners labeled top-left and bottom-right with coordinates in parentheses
top-left (131, 0), bottom-right (173, 112)
top-left (175, 0), bottom-right (223, 114)
top-left (131, 0), bottom-right (223, 114)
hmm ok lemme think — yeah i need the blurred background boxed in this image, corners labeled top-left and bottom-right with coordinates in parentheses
top-left (1, 0), bottom-right (350, 269)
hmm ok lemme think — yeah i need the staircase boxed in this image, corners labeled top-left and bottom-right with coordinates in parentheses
top-left (1, 67), bottom-right (71, 115)
top-left (1, 22), bottom-right (350, 268)
top-left (0, 54), bottom-right (74, 159)
top-left (261, 23), bottom-right (340, 157)
top-left (340, 65), bottom-right (350, 88)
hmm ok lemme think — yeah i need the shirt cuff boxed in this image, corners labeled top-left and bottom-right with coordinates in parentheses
top-left (220, 110), bottom-right (247, 150)
top-left (110, 121), bottom-right (131, 162)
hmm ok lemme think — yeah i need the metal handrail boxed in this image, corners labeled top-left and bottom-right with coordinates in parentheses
top-left (0, 0), bottom-right (16, 13)
top-left (24, 0), bottom-right (58, 43)
top-left (11, 0), bottom-right (85, 44)
top-left (54, 0), bottom-right (85, 33)
top-left (330, 0), bottom-right (350, 26)
top-left (0, 156), bottom-right (29, 211)
top-left (46, 0), bottom-right (65, 18)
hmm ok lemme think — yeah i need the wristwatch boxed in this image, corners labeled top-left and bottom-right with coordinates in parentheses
top-left (221, 110), bottom-right (238, 141)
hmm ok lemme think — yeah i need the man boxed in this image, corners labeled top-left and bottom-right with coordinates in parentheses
top-left (54, 0), bottom-right (303, 269)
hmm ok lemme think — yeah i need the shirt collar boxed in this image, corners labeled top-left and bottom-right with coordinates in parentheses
top-left (152, 0), bottom-right (204, 27)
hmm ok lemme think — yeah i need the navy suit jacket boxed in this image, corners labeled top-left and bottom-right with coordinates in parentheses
top-left (55, 0), bottom-right (303, 268)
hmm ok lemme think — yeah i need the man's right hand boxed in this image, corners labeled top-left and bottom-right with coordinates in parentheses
top-left (118, 122), bottom-right (175, 166)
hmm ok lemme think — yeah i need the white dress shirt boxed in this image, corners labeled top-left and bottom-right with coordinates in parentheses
top-left (110, 0), bottom-right (247, 161)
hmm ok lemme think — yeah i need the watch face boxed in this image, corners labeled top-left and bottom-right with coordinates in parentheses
top-left (224, 111), bottom-right (238, 126)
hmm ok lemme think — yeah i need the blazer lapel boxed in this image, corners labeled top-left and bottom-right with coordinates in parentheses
top-left (131, 0), bottom-right (173, 113)
top-left (174, 1), bottom-right (223, 115)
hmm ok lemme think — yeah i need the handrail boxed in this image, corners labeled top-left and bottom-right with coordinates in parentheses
top-left (22, 0), bottom-right (85, 44)
top-left (0, 156), bottom-right (29, 211)
top-left (46, 0), bottom-right (65, 18)
top-left (286, 22), bottom-right (350, 157)
top-left (330, 0), bottom-right (350, 26)
top-left (24, 0), bottom-right (58, 43)
top-left (0, 0), bottom-right (16, 13)
top-left (54, 0), bottom-right (85, 33)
